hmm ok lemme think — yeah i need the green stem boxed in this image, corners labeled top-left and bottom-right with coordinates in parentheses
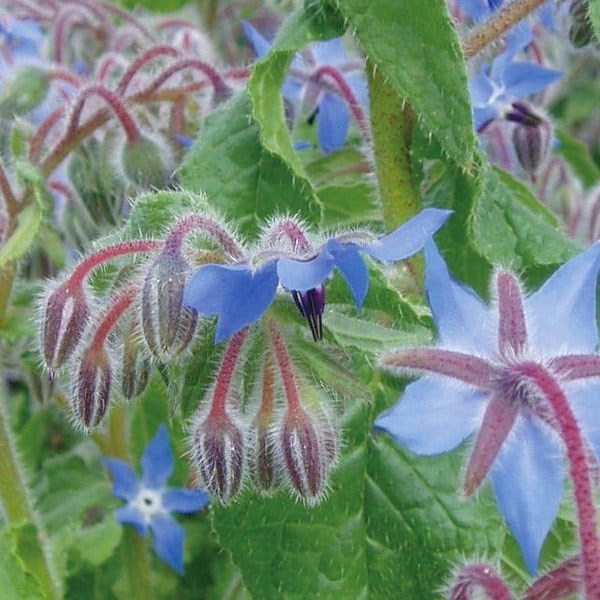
top-left (367, 61), bottom-right (420, 231)
top-left (0, 265), bottom-right (16, 328)
top-left (201, 0), bottom-right (219, 32)
top-left (104, 406), bottom-right (156, 600)
top-left (0, 386), bottom-right (61, 599)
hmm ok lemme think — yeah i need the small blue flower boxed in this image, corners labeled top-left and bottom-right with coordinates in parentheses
top-left (183, 209), bottom-right (451, 343)
top-left (376, 241), bottom-right (600, 574)
top-left (242, 21), bottom-right (368, 154)
top-left (470, 32), bottom-right (562, 131)
top-left (0, 16), bottom-right (44, 71)
top-left (104, 425), bottom-right (210, 575)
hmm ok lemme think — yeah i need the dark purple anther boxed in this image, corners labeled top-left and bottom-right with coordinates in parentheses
top-left (291, 285), bottom-right (326, 341)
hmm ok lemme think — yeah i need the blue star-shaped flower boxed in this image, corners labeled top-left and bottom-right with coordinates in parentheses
top-left (242, 21), bottom-right (368, 154)
top-left (470, 30), bottom-right (562, 131)
top-left (104, 425), bottom-right (210, 575)
top-left (375, 241), bottom-right (600, 574)
top-left (183, 208), bottom-right (451, 343)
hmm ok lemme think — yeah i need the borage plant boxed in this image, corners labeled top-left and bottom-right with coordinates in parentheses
top-left (0, 0), bottom-right (599, 598)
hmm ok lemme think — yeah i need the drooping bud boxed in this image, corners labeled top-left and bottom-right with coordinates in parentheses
top-left (72, 347), bottom-right (113, 429)
top-left (569, 0), bottom-right (594, 48)
top-left (279, 405), bottom-right (337, 505)
top-left (449, 563), bottom-right (513, 600)
top-left (506, 102), bottom-right (552, 176)
top-left (41, 281), bottom-right (91, 372)
top-left (291, 286), bottom-right (326, 341)
top-left (141, 245), bottom-right (197, 360)
top-left (120, 318), bottom-right (151, 400)
top-left (121, 135), bottom-right (174, 189)
top-left (248, 353), bottom-right (279, 493)
top-left (188, 330), bottom-right (249, 504)
top-left (190, 410), bottom-right (245, 504)
top-left (0, 65), bottom-right (50, 118)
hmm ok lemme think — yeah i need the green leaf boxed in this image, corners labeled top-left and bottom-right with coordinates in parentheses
top-left (337, 0), bottom-right (476, 166)
top-left (0, 527), bottom-right (45, 600)
top-left (471, 166), bottom-right (577, 269)
top-left (73, 519), bottom-right (122, 567)
top-left (318, 183), bottom-right (378, 229)
top-left (589, 0), bottom-right (600, 44)
top-left (555, 128), bottom-right (600, 189)
top-left (180, 93), bottom-right (321, 238)
top-left (212, 399), bottom-right (504, 598)
top-left (325, 309), bottom-right (432, 352)
top-left (0, 203), bottom-right (43, 267)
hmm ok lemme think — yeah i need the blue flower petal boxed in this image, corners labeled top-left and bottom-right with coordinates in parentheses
top-left (104, 459), bottom-right (140, 502)
top-left (149, 515), bottom-right (185, 575)
top-left (346, 74), bottom-right (369, 109)
top-left (566, 383), bottom-right (600, 464)
top-left (162, 488), bottom-right (210, 514)
top-left (526, 242), bottom-right (600, 355)
top-left (491, 416), bottom-right (563, 575)
top-left (142, 425), bottom-right (173, 490)
top-left (364, 209), bottom-right (452, 263)
top-left (184, 263), bottom-right (279, 343)
top-left (317, 92), bottom-right (350, 154)
top-left (116, 505), bottom-right (148, 537)
top-left (327, 240), bottom-right (369, 307)
top-left (502, 63), bottom-right (562, 99)
top-left (312, 38), bottom-right (347, 66)
top-left (375, 377), bottom-right (487, 455)
top-left (469, 72), bottom-right (496, 107)
top-left (277, 250), bottom-right (335, 292)
top-left (474, 105), bottom-right (500, 132)
top-left (241, 21), bottom-right (271, 58)
top-left (424, 241), bottom-right (497, 355)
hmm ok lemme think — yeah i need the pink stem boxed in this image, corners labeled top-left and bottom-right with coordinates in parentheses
top-left (117, 45), bottom-right (179, 95)
top-left (90, 285), bottom-right (137, 351)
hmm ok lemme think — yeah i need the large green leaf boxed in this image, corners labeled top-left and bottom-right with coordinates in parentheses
top-left (180, 93), bottom-right (321, 238)
top-left (589, 0), bottom-right (600, 43)
top-left (212, 396), bottom-right (504, 598)
top-left (337, 0), bottom-right (476, 166)
top-left (0, 527), bottom-right (44, 600)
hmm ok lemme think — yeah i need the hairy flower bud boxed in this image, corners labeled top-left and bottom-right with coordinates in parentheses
top-left (121, 135), bottom-right (173, 189)
top-left (279, 406), bottom-right (338, 505)
top-left (42, 282), bottom-right (91, 372)
top-left (249, 422), bottom-right (280, 493)
top-left (141, 246), bottom-right (197, 359)
top-left (72, 348), bottom-right (112, 429)
top-left (506, 102), bottom-right (552, 176)
top-left (121, 320), bottom-right (151, 399)
top-left (190, 412), bottom-right (245, 504)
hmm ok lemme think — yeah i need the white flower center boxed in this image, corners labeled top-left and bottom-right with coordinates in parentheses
top-left (133, 488), bottom-right (164, 522)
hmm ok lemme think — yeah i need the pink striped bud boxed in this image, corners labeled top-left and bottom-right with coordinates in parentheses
top-left (72, 348), bottom-right (112, 429)
top-left (141, 246), bottom-right (197, 359)
top-left (279, 405), bottom-right (338, 505)
top-left (120, 320), bottom-right (151, 400)
top-left (249, 421), bottom-right (279, 493)
top-left (190, 411), bottom-right (245, 504)
top-left (41, 282), bottom-right (91, 372)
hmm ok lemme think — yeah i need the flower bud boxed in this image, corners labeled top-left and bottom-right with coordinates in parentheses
top-left (190, 411), bottom-right (245, 504)
top-left (506, 103), bottom-right (552, 176)
top-left (72, 348), bottom-right (112, 429)
top-left (120, 320), bottom-right (151, 400)
top-left (121, 135), bottom-right (173, 189)
top-left (41, 282), bottom-right (91, 372)
top-left (0, 65), bottom-right (50, 118)
top-left (279, 405), bottom-right (338, 505)
top-left (141, 247), bottom-right (198, 359)
top-left (249, 422), bottom-right (280, 494)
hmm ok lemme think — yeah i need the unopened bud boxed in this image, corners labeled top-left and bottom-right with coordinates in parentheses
top-left (121, 135), bottom-right (173, 189)
top-left (121, 320), bottom-right (151, 399)
top-left (450, 564), bottom-right (512, 600)
top-left (569, 0), bottom-right (594, 48)
top-left (72, 348), bottom-right (112, 429)
top-left (0, 65), bottom-right (50, 118)
top-left (141, 247), bottom-right (198, 359)
top-left (279, 406), bottom-right (337, 505)
top-left (42, 282), bottom-right (91, 372)
top-left (507, 103), bottom-right (552, 176)
top-left (249, 422), bottom-right (279, 493)
top-left (190, 412), bottom-right (245, 504)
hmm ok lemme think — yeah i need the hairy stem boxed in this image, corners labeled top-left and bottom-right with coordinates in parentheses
top-left (0, 387), bottom-right (61, 599)
top-left (464, 0), bottom-right (551, 59)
